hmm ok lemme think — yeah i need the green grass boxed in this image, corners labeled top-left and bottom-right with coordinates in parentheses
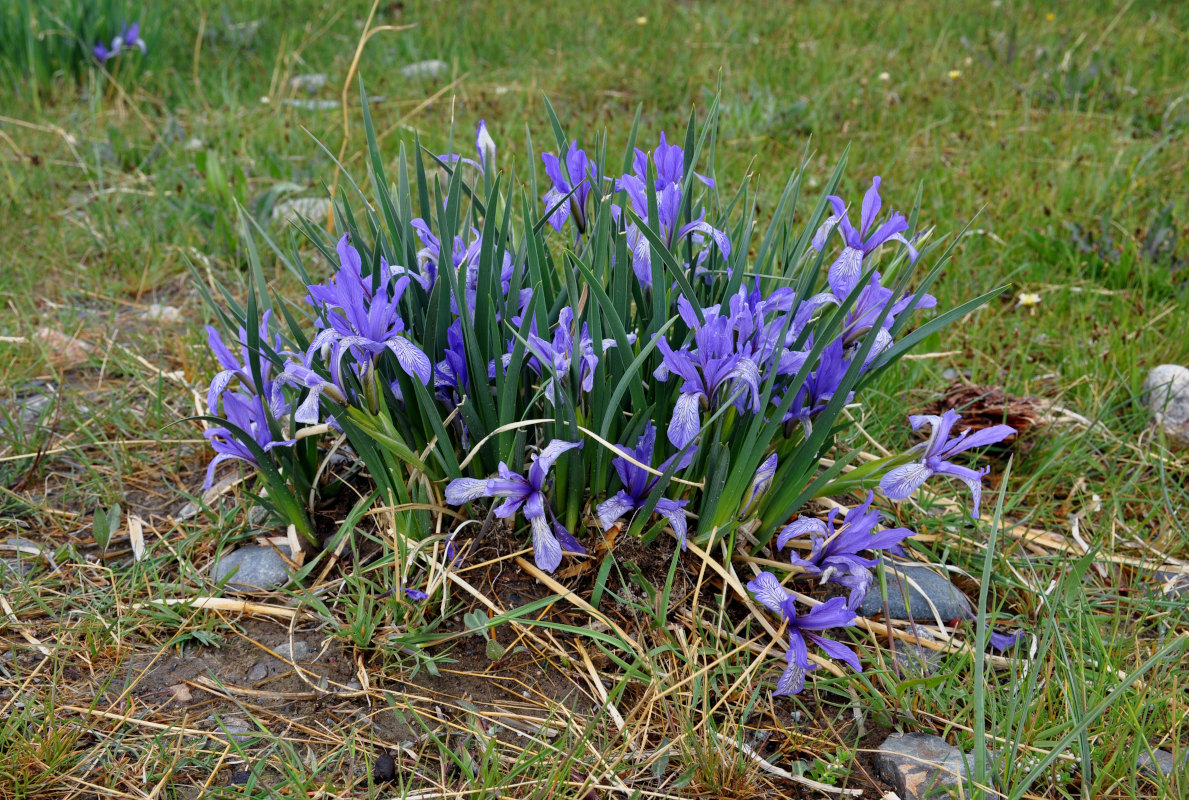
top-left (1, 0), bottom-right (1187, 798)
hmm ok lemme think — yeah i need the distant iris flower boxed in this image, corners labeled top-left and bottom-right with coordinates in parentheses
top-left (595, 423), bottom-right (693, 547)
top-left (879, 409), bottom-right (1015, 518)
top-left (811, 177), bottom-right (919, 298)
top-left (440, 120), bottom-right (496, 174)
top-left (444, 440), bottom-right (584, 573)
top-left (747, 571), bottom-right (862, 696)
top-left (93, 22), bottom-right (146, 62)
top-left (776, 491), bottom-right (916, 607)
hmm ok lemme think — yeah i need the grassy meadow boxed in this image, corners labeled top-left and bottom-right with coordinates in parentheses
top-left (0, 0), bottom-right (1187, 798)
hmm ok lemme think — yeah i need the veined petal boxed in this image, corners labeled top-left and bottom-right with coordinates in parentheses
top-left (776, 517), bottom-right (829, 551)
top-left (786, 629), bottom-right (812, 669)
top-left (655, 497), bottom-right (689, 549)
top-left (747, 571), bottom-right (791, 615)
top-left (667, 392), bottom-right (703, 448)
top-left (807, 633), bottom-right (863, 673)
top-left (596, 491), bottom-right (638, 530)
top-left (880, 461), bottom-right (934, 500)
top-left (940, 423), bottom-right (1015, 457)
top-left (444, 478), bottom-right (491, 505)
top-left (387, 337), bottom-right (432, 385)
top-left (827, 247), bottom-right (865, 298)
top-left (529, 439), bottom-right (583, 487)
top-left (531, 515), bottom-right (562, 573)
top-left (811, 211), bottom-right (843, 252)
top-left (774, 661), bottom-right (808, 696)
top-left (933, 460), bottom-right (989, 518)
top-left (797, 596), bottom-right (857, 630)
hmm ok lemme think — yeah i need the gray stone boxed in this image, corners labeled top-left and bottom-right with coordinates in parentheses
top-left (399, 59), bottom-right (449, 80)
top-left (855, 565), bottom-right (973, 622)
top-left (288, 73), bottom-right (328, 93)
top-left (1154, 571), bottom-right (1189, 598)
top-left (281, 98), bottom-right (340, 111)
top-left (212, 546), bottom-right (292, 593)
top-left (875, 733), bottom-right (998, 799)
top-left (0, 537), bottom-right (42, 579)
top-left (275, 640), bottom-right (310, 661)
top-left (1142, 364), bottom-right (1189, 445)
top-left (1137, 747), bottom-right (1185, 778)
top-left (892, 627), bottom-right (944, 677)
top-left (271, 196), bottom-right (331, 224)
top-left (246, 662), bottom-right (269, 682)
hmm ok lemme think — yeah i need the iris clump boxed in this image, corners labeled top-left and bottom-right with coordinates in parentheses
top-left (196, 98), bottom-right (1015, 696)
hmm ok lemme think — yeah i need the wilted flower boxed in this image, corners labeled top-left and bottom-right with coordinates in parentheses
top-left (306, 235), bottom-right (432, 386)
top-left (811, 177), bottom-right (919, 297)
top-left (444, 440), bottom-right (584, 572)
top-left (204, 391), bottom-right (294, 490)
top-left (747, 571), bottom-right (862, 695)
top-left (776, 492), bottom-right (915, 607)
top-left (94, 22), bottom-right (146, 62)
top-left (595, 423), bottom-right (693, 546)
top-left (879, 409), bottom-right (1015, 518)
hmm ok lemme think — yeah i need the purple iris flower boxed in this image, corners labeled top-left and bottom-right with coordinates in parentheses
top-left (276, 362), bottom-right (348, 425)
top-left (879, 410), bottom-right (1015, 518)
top-left (433, 318), bottom-right (469, 400)
top-left (741, 452), bottom-right (779, 516)
top-left (989, 630), bottom-right (1023, 651)
top-left (811, 177), bottom-right (919, 298)
top-left (439, 120), bottom-right (496, 174)
top-left (542, 142), bottom-right (597, 234)
top-left (205, 310), bottom-right (282, 413)
top-left (776, 337), bottom-right (854, 429)
top-left (525, 307), bottom-right (627, 406)
top-left (204, 391), bottom-right (295, 490)
top-left (404, 588), bottom-right (430, 601)
top-left (653, 300), bottom-right (764, 448)
top-left (305, 235), bottom-right (431, 386)
top-left (93, 22), bottom-right (146, 62)
top-left (616, 133), bottom-right (729, 288)
top-left (747, 571), bottom-right (862, 696)
top-left (595, 423), bottom-right (693, 547)
top-left (776, 492), bottom-right (916, 607)
top-left (443, 440), bottom-right (585, 573)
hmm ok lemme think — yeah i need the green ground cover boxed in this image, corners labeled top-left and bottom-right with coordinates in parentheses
top-left (0, 1), bottom-right (1186, 798)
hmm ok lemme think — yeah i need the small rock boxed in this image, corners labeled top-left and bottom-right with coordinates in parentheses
top-left (289, 72), bottom-right (328, 93)
top-left (281, 98), bottom-right (340, 111)
top-left (271, 196), bottom-right (331, 224)
top-left (246, 662), bottom-right (269, 682)
top-left (34, 327), bottom-right (96, 370)
top-left (891, 627), bottom-right (944, 677)
top-left (144, 304), bottom-right (181, 323)
top-left (229, 769), bottom-right (251, 785)
top-left (218, 719), bottom-right (256, 743)
top-left (1142, 364), bottom-right (1189, 445)
top-left (0, 537), bottom-right (42, 579)
top-left (1154, 571), bottom-right (1189, 598)
top-left (373, 752), bottom-right (396, 783)
top-left (854, 565), bottom-right (973, 622)
top-left (875, 733), bottom-right (997, 799)
top-left (1137, 747), bottom-right (1185, 778)
top-left (275, 640), bottom-right (310, 661)
top-left (399, 59), bottom-right (448, 80)
top-left (211, 546), bottom-right (293, 593)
